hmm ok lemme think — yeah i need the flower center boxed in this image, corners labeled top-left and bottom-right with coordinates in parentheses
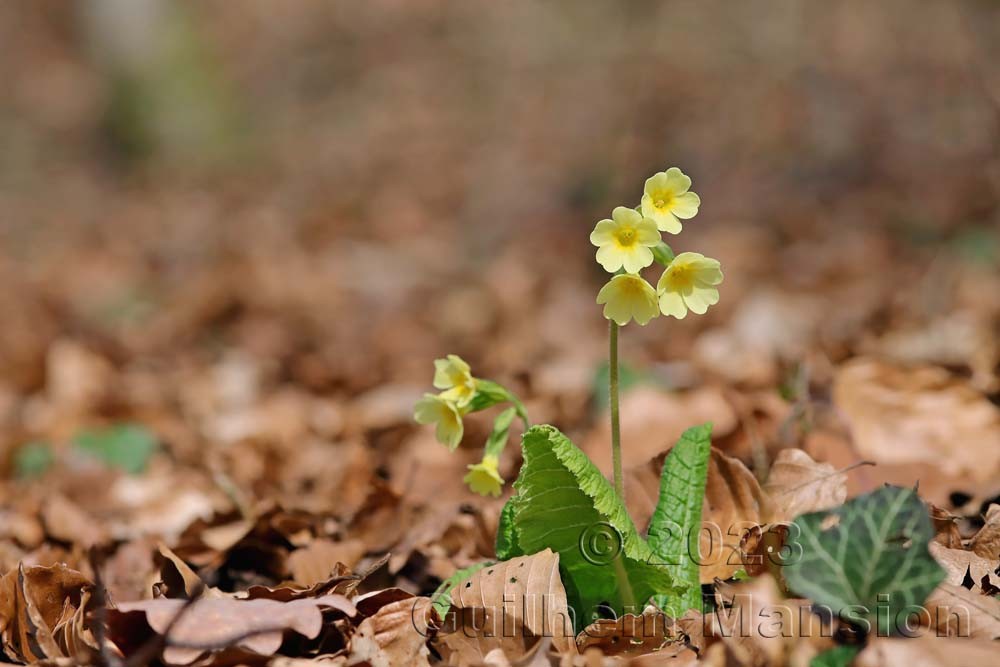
top-left (616, 227), bottom-right (637, 247)
top-left (667, 265), bottom-right (693, 290)
top-left (654, 192), bottom-right (672, 209)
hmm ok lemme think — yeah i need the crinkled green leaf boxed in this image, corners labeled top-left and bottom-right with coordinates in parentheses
top-left (74, 423), bottom-right (158, 474)
top-left (495, 499), bottom-right (519, 560)
top-left (647, 423), bottom-right (712, 615)
top-left (503, 425), bottom-right (681, 627)
top-left (431, 561), bottom-right (492, 619)
top-left (784, 485), bottom-right (945, 635)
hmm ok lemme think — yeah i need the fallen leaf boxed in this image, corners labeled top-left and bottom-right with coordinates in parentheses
top-left (929, 542), bottom-right (999, 591)
top-left (287, 538), bottom-right (365, 587)
top-left (924, 582), bottom-right (1000, 640)
top-left (969, 504), bottom-right (1000, 560)
top-left (349, 594), bottom-right (435, 667)
top-left (762, 448), bottom-right (847, 521)
top-left (108, 594), bottom-right (356, 664)
top-left (439, 549), bottom-right (575, 665)
top-left (576, 607), bottom-right (689, 657)
top-left (833, 359), bottom-right (1000, 484)
top-left (856, 635), bottom-right (1000, 666)
top-left (0, 562), bottom-right (96, 663)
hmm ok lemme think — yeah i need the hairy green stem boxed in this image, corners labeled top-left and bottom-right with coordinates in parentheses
top-left (609, 320), bottom-right (624, 502)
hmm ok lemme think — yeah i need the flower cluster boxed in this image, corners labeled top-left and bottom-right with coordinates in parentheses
top-left (591, 168), bottom-right (723, 325)
top-left (413, 355), bottom-right (527, 497)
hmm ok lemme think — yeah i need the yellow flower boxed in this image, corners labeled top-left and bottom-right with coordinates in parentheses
top-left (464, 454), bottom-right (504, 497)
top-left (596, 274), bottom-right (660, 326)
top-left (414, 394), bottom-right (465, 450)
top-left (589, 206), bottom-right (661, 274)
top-left (433, 354), bottom-right (476, 407)
top-left (641, 168), bottom-right (701, 234)
top-left (656, 252), bottom-right (723, 319)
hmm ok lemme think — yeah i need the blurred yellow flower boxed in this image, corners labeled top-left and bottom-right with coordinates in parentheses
top-left (656, 252), bottom-right (723, 319)
top-left (590, 206), bottom-right (661, 274)
top-left (641, 168), bottom-right (701, 234)
top-left (433, 354), bottom-right (476, 407)
top-left (414, 394), bottom-right (465, 450)
top-left (596, 274), bottom-right (660, 326)
top-left (464, 454), bottom-right (504, 497)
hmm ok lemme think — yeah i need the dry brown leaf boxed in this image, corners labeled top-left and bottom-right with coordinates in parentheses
top-left (969, 504), bottom-right (1000, 560)
top-left (928, 542), bottom-right (999, 591)
top-left (928, 504), bottom-right (964, 549)
top-left (287, 538), bottom-right (365, 587)
top-left (109, 594), bottom-right (357, 664)
top-left (762, 448), bottom-right (847, 521)
top-left (40, 494), bottom-right (108, 548)
top-left (0, 562), bottom-right (96, 663)
top-left (833, 359), bottom-right (1000, 484)
top-left (707, 574), bottom-right (833, 667)
top-left (155, 542), bottom-right (206, 599)
top-left (576, 607), bottom-right (690, 658)
top-left (924, 582), bottom-right (1000, 640)
top-left (856, 635), bottom-right (1000, 667)
top-left (349, 594), bottom-right (435, 667)
top-left (440, 549), bottom-right (575, 665)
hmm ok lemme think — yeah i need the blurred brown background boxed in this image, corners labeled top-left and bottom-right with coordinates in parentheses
top-left (1, 0), bottom-right (999, 577)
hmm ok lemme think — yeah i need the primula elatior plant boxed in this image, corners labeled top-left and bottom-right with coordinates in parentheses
top-left (414, 168), bottom-right (723, 624)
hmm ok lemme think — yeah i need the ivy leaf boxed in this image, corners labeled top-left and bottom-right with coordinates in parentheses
top-left (74, 423), bottom-right (158, 474)
top-left (784, 485), bottom-right (945, 636)
top-left (500, 425), bottom-right (681, 626)
top-left (647, 423), bottom-right (712, 616)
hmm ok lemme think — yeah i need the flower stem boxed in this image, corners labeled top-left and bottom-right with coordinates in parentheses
top-left (609, 320), bottom-right (624, 502)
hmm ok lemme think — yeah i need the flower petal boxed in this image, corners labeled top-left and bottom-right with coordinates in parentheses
top-left (663, 167), bottom-right (692, 194)
top-left (670, 191), bottom-right (700, 219)
top-left (652, 209), bottom-right (682, 234)
top-left (683, 285), bottom-right (719, 315)
top-left (612, 206), bottom-right (642, 226)
top-left (658, 289), bottom-right (688, 319)
top-left (635, 218), bottom-right (662, 245)
top-left (589, 219), bottom-right (616, 246)
top-left (621, 246), bottom-right (654, 274)
top-left (596, 245), bottom-right (624, 273)
top-left (644, 172), bottom-right (670, 194)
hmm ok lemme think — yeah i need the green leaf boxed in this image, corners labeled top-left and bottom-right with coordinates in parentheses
top-left (431, 561), bottom-right (492, 619)
top-left (484, 407), bottom-right (517, 458)
top-left (466, 380), bottom-right (510, 412)
top-left (495, 498), bottom-right (520, 560)
top-left (504, 425), bottom-right (681, 626)
top-left (14, 442), bottom-right (54, 479)
top-left (647, 423), bottom-right (712, 615)
top-left (74, 423), bottom-right (158, 474)
top-left (784, 485), bottom-right (945, 636)
top-left (810, 645), bottom-right (859, 667)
